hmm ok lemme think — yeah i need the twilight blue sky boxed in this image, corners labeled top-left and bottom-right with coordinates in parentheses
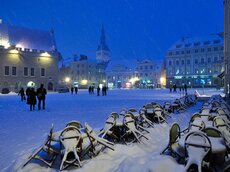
top-left (0, 0), bottom-right (224, 64)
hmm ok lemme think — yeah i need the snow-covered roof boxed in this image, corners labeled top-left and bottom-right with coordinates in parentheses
top-left (106, 60), bottom-right (137, 72)
top-left (168, 33), bottom-right (223, 51)
top-left (0, 23), bottom-right (56, 51)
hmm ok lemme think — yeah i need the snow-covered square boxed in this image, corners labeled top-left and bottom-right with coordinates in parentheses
top-left (0, 88), bottom-right (227, 172)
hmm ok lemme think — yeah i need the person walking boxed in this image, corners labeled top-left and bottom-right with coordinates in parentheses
top-left (184, 84), bottom-right (188, 95)
top-left (173, 84), bottom-right (177, 93)
top-left (26, 87), bottom-right (36, 111)
top-left (74, 86), bottom-right (78, 94)
top-left (92, 86), bottom-right (94, 94)
top-left (18, 87), bottom-right (25, 101)
top-left (71, 87), bottom-right (74, 94)
top-left (36, 84), bottom-right (47, 110)
top-left (169, 84), bottom-right (172, 93)
top-left (97, 86), bottom-right (100, 96)
top-left (88, 86), bottom-right (92, 95)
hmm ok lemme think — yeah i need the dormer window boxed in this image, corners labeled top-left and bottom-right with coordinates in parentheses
top-left (194, 42), bottom-right (200, 46)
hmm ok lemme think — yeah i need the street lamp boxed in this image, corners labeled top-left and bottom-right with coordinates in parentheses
top-left (65, 77), bottom-right (70, 83)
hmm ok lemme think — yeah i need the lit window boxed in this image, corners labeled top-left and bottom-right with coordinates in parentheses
top-left (4, 66), bottom-right (10, 76)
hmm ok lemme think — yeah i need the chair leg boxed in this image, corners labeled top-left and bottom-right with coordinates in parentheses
top-left (60, 151), bottom-right (68, 171)
top-left (160, 145), bottom-right (169, 155)
top-left (74, 148), bottom-right (82, 167)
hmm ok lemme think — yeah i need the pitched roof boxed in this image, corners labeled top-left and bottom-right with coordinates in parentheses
top-left (168, 33), bottom-right (223, 51)
top-left (0, 23), bottom-right (56, 51)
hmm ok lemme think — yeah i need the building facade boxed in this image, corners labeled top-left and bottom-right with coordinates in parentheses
top-left (59, 55), bottom-right (106, 88)
top-left (106, 59), bottom-right (159, 89)
top-left (0, 23), bottom-right (60, 92)
top-left (106, 64), bottom-right (138, 88)
top-left (224, 0), bottom-right (230, 98)
top-left (165, 33), bottom-right (224, 88)
top-left (136, 59), bottom-right (159, 88)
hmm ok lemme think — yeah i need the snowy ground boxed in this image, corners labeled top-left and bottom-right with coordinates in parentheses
top-left (0, 88), bottom-right (224, 171)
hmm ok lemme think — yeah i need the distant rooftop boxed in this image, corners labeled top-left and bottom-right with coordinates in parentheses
top-left (168, 33), bottom-right (223, 51)
top-left (0, 23), bottom-right (57, 51)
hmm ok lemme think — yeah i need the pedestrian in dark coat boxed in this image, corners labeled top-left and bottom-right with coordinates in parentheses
top-left (88, 86), bottom-right (92, 95)
top-left (75, 87), bottom-right (78, 94)
top-left (36, 84), bottom-right (47, 110)
top-left (18, 88), bottom-right (25, 101)
top-left (173, 84), bottom-right (177, 93)
top-left (92, 86), bottom-right (94, 94)
top-left (97, 86), bottom-right (100, 96)
top-left (26, 87), bottom-right (36, 111)
top-left (169, 84), bottom-right (172, 93)
top-left (184, 84), bottom-right (188, 94)
top-left (71, 87), bottom-right (74, 94)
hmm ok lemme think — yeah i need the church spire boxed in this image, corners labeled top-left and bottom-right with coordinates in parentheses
top-left (100, 24), bottom-right (106, 45)
top-left (96, 25), bottom-right (110, 64)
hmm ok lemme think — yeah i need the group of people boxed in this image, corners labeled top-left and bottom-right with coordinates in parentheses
top-left (169, 84), bottom-right (188, 94)
top-left (18, 84), bottom-right (47, 111)
top-left (97, 85), bottom-right (108, 96)
top-left (70, 86), bottom-right (78, 94)
top-left (88, 86), bottom-right (95, 95)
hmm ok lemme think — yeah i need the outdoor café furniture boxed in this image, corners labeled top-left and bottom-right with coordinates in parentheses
top-left (184, 131), bottom-right (212, 172)
top-left (23, 124), bottom-right (60, 167)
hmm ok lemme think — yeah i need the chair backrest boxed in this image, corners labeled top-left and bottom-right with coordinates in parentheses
top-left (110, 112), bottom-right (119, 119)
top-left (66, 120), bottom-right (83, 129)
top-left (128, 108), bottom-right (137, 112)
top-left (60, 126), bottom-right (82, 144)
top-left (185, 131), bottom-right (212, 157)
top-left (213, 116), bottom-right (227, 128)
top-left (169, 123), bottom-right (180, 144)
top-left (124, 114), bottom-right (135, 124)
top-left (145, 103), bottom-right (153, 109)
top-left (203, 127), bottom-right (222, 138)
top-left (189, 113), bottom-right (201, 123)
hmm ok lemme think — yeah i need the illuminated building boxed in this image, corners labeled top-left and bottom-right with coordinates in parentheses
top-left (0, 22), bottom-right (61, 92)
top-left (106, 59), bottom-right (159, 89)
top-left (165, 33), bottom-right (224, 88)
top-left (59, 55), bottom-right (106, 88)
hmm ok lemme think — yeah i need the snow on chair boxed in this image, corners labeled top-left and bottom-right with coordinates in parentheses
top-left (122, 114), bottom-right (149, 144)
top-left (23, 124), bottom-right (60, 168)
top-left (66, 120), bottom-right (83, 129)
top-left (59, 126), bottom-right (83, 170)
top-left (83, 123), bottom-right (114, 158)
top-left (184, 131), bottom-right (212, 172)
top-left (161, 122), bottom-right (185, 160)
top-left (153, 107), bottom-right (166, 124)
top-left (99, 114), bottom-right (118, 141)
top-left (138, 111), bottom-right (154, 128)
